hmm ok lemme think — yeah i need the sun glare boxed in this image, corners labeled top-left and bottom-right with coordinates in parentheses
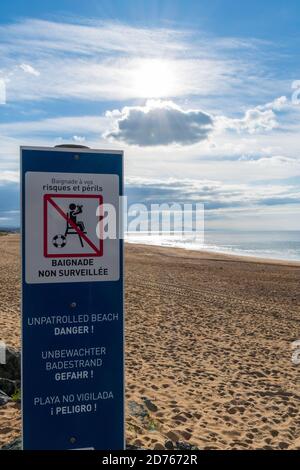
top-left (133, 59), bottom-right (176, 98)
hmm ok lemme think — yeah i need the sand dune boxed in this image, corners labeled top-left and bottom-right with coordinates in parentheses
top-left (1, 234), bottom-right (300, 449)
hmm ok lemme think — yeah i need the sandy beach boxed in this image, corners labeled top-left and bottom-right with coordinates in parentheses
top-left (0, 234), bottom-right (300, 449)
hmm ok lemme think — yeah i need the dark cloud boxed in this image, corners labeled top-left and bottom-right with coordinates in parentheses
top-left (106, 101), bottom-right (214, 146)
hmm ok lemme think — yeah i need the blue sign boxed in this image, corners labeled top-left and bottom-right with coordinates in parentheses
top-left (21, 146), bottom-right (124, 450)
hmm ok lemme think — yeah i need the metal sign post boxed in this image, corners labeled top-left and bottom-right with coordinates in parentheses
top-left (21, 146), bottom-right (124, 450)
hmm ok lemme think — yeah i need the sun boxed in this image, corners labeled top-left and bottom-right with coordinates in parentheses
top-left (132, 59), bottom-right (176, 98)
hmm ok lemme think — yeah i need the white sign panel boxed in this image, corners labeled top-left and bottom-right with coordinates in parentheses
top-left (25, 171), bottom-right (119, 284)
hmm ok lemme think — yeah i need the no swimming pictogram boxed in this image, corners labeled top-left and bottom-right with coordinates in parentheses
top-left (44, 194), bottom-right (103, 258)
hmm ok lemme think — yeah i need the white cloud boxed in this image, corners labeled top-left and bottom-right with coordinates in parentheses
top-left (216, 96), bottom-right (288, 134)
top-left (217, 107), bottom-right (277, 134)
top-left (72, 135), bottom-right (86, 143)
top-left (105, 100), bottom-right (213, 146)
top-left (0, 78), bottom-right (6, 104)
top-left (240, 108), bottom-right (278, 133)
top-left (260, 95), bottom-right (288, 111)
top-left (239, 154), bottom-right (298, 166)
top-left (19, 63), bottom-right (40, 76)
top-left (0, 18), bottom-right (278, 103)
top-left (0, 19), bottom-right (185, 57)
top-left (126, 176), bottom-right (300, 210)
top-left (0, 171), bottom-right (19, 183)
top-left (0, 115), bottom-right (107, 136)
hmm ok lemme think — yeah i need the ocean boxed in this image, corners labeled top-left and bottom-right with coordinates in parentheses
top-left (2, 228), bottom-right (300, 262)
top-left (126, 231), bottom-right (300, 262)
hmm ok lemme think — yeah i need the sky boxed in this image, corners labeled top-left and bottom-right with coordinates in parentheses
top-left (0, 0), bottom-right (300, 230)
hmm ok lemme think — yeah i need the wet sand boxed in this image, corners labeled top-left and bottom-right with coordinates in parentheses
top-left (1, 234), bottom-right (300, 449)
